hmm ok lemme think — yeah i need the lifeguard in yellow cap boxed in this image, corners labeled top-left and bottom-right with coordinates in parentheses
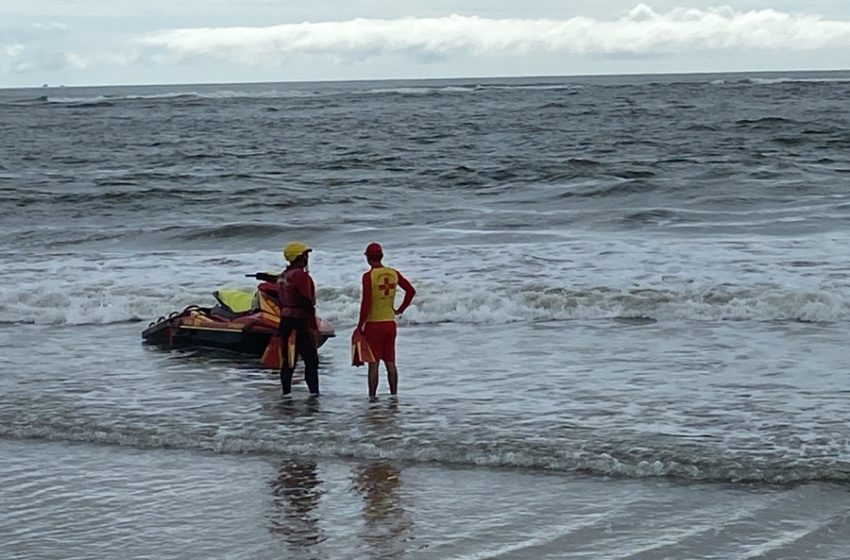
top-left (277, 241), bottom-right (320, 396)
top-left (355, 242), bottom-right (416, 401)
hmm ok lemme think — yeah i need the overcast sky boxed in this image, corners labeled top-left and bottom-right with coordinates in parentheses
top-left (1, 1), bottom-right (849, 87)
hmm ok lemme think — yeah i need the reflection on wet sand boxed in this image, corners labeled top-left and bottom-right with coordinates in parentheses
top-left (269, 460), bottom-right (326, 552)
top-left (364, 398), bottom-right (400, 434)
top-left (353, 461), bottom-right (413, 559)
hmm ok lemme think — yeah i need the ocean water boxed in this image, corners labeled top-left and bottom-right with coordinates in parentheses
top-left (1, 71), bottom-right (850, 559)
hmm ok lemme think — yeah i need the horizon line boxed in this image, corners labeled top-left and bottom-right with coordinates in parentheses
top-left (4, 66), bottom-right (850, 91)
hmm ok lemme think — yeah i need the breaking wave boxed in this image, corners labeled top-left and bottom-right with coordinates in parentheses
top-left (1, 277), bottom-right (848, 326)
top-left (3, 417), bottom-right (848, 485)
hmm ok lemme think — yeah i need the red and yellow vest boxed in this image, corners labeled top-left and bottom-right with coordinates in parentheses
top-left (367, 266), bottom-right (399, 323)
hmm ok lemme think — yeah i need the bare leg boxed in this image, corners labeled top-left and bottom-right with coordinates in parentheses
top-left (385, 361), bottom-right (398, 395)
top-left (367, 362), bottom-right (380, 401)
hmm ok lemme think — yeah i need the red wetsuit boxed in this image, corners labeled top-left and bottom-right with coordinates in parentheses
top-left (277, 265), bottom-right (319, 394)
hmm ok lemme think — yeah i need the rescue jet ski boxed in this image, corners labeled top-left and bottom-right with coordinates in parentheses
top-left (142, 273), bottom-right (335, 360)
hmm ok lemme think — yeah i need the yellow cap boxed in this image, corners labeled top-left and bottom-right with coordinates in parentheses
top-left (283, 241), bottom-right (311, 263)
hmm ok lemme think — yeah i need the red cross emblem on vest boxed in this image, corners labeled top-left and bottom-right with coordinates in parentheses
top-left (378, 277), bottom-right (396, 296)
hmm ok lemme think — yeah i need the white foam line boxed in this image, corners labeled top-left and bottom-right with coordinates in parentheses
top-left (609, 493), bottom-right (805, 560)
top-left (443, 511), bottom-right (618, 560)
top-left (739, 523), bottom-right (829, 558)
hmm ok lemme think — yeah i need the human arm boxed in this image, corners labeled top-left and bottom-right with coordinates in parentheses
top-left (356, 272), bottom-right (372, 332)
top-left (301, 272), bottom-right (319, 331)
top-left (394, 272), bottom-right (416, 315)
top-left (283, 269), bottom-right (318, 330)
top-left (247, 272), bottom-right (279, 283)
top-left (289, 270), bottom-right (316, 306)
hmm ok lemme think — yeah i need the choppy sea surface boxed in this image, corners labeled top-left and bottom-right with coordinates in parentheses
top-left (1, 70), bottom-right (850, 559)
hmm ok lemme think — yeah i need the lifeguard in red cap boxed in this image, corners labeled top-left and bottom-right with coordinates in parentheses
top-left (356, 242), bottom-right (416, 401)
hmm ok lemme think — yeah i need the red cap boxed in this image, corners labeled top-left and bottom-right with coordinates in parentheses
top-left (364, 242), bottom-right (383, 257)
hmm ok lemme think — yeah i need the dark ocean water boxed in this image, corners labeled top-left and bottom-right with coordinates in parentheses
top-left (2, 71), bottom-right (850, 559)
top-left (3, 71), bottom-right (850, 251)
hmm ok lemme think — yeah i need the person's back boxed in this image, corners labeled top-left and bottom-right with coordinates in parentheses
top-left (278, 266), bottom-right (315, 323)
top-left (365, 265), bottom-right (401, 323)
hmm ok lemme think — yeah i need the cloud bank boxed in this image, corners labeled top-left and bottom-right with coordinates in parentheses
top-left (140, 4), bottom-right (850, 63)
top-left (2, 4), bottom-right (850, 85)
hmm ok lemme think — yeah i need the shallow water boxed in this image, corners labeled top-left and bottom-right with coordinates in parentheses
top-left (2, 70), bottom-right (850, 558)
top-left (4, 438), bottom-right (850, 560)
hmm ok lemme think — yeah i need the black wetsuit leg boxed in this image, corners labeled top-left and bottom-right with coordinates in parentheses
top-left (279, 318), bottom-right (320, 395)
top-left (298, 328), bottom-right (320, 395)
